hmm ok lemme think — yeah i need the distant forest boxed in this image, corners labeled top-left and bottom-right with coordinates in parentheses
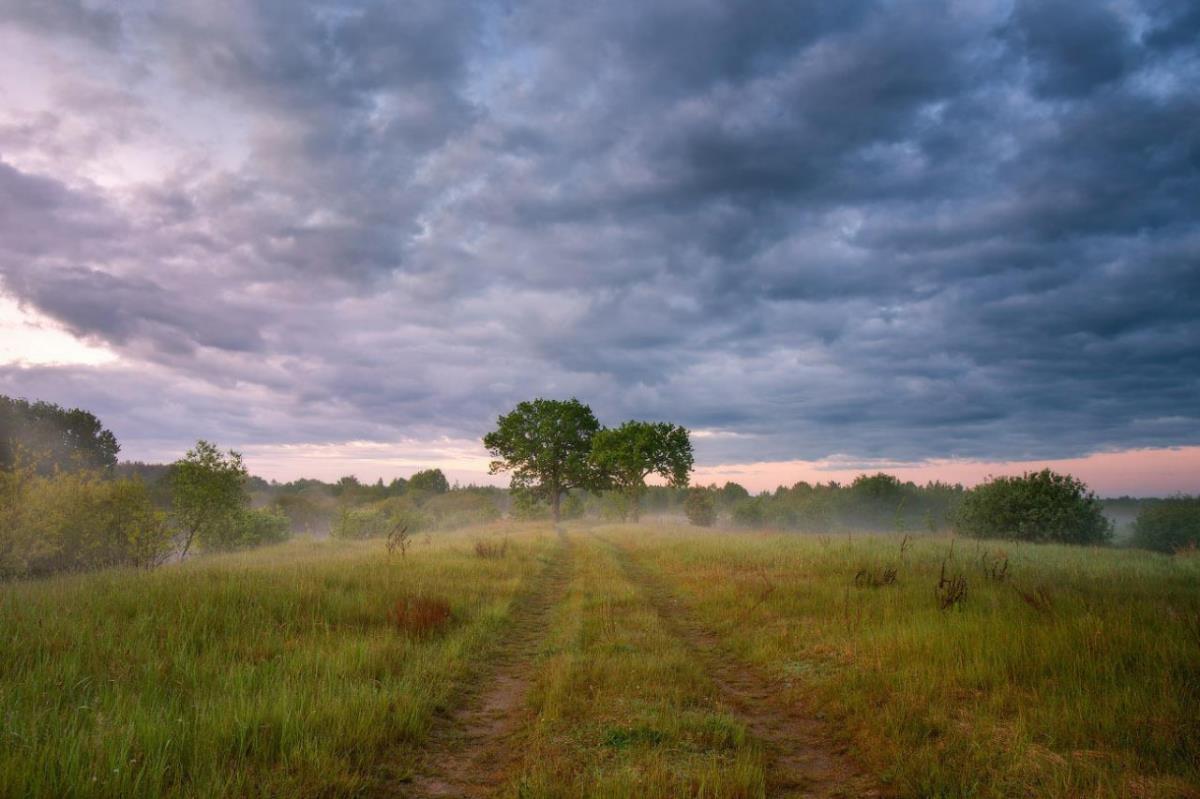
top-left (2, 394), bottom-right (1197, 580)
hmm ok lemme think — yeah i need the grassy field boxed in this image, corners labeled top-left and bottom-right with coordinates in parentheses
top-left (0, 524), bottom-right (560, 798)
top-left (2, 523), bottom-right (1198, 798)
top-left (607, 525), bottom-right (1200, 798)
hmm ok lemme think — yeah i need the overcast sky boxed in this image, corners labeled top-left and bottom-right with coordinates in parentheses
top-left (1, 0), bottom-right (1197, 493)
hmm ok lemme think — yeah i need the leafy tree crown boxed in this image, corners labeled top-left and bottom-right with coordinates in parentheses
top-left (483, 398), bottom-right (602, 504)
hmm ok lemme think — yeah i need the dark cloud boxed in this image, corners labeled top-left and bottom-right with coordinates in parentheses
top-left (0, 0), bottom-right (1197, 469)
top-left (1006, 0), bottom-right (1135, 98)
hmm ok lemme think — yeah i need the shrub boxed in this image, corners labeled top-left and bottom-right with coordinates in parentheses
top-left (272, 491), bottom-right (334, 534)
top-left (191, 506), bottom-right (290, 552)
top-left (473, 538), bottom-right (509, 559)
top-left (731, 497), bottom-right (766, 528)
top-left (0, 465), bottom-right (172, 577)
top-left (1132, 497), bottom-right (1200, 553)
top-left (331, 500), bottom-right (428, 540)
top-left (684, 489), bottom-right (716, 527)
top-left (331, 507), bottom-right (392, 540)
top-left (954, 469), bottom-right (1112, 545)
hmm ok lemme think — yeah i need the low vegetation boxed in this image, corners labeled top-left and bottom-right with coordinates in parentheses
top-left (614, 525), bottom-right (1200, 798)
top-left (0, 462), bottom-right (171, 577)
top-left (1132, 496), bottom-right (1200, 553)
top-left (2, 525), bottom-right (1196, 798)
top-left (0, 525), bottom-right (557, 798)
top-left (683, 486), bottom-right (717, 527)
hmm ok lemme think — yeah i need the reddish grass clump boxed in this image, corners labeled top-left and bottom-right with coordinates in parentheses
top-left (474, 538), bottom-right (509, 559)
top-left (389, 596), bottom-right (453, 637)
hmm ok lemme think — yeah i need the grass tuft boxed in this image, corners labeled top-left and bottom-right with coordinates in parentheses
top-left (388, 595), bottom-right (453, 637)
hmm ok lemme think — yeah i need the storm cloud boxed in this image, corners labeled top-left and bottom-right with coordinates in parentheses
top-left (1, 0), bottom-right (1197, 470)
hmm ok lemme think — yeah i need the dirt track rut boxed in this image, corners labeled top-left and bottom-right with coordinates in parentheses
top-left (394, 536), bottom-right (572, 799)
top-left (602, 535), bottom-right (887, 799)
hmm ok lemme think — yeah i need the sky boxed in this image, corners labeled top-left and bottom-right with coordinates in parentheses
top-left (0, 0), bottom-right (1197, 495)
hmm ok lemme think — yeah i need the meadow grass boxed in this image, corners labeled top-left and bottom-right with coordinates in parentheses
top-left (609, 524), bottom-right (1200, 798)
top-left (506, 532), bottom-right (764, 798)
top-left (0, 523), bottom-right (557, 798)
top-left (2, 522), bottom-right (1197, 797)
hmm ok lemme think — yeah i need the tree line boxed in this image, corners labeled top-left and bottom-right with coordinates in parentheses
top-left (3, 393), bottom-right (1198, 579)
top-left (0, 395), bottom-right (493, 578)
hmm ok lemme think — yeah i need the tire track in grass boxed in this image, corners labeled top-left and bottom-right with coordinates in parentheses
top-left (599, 533), bottom-right (889, 799)
top-left (391, 533), bottom-right (573, 799)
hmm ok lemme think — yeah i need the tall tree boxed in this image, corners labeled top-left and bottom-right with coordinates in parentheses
top-left (0, 395), bottom-right (119, 473)
top-left (168, 440), bottom-right (249, 558)
top-left (483, 398), bottom-right (602, 523)
top-left (591, 421), bottom-right (693, 521)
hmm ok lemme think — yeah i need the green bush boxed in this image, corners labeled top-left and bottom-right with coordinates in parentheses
top-left (331, 507), bottom-right (392, 540)
top-left (202, 507), bottom-right (291, 552)
top-left (731, 497), bottom-right (767, 528)
top-left (272, 490), bottom-right (334, 534)
top-left (954, 469), bottom-right (1112, 545)
top-left (1131, 496), bottom-right (1200, 553)
top-left (0, 464), bottom-right (172, 577)
top-left (331, 498), bottom-right (430, 540)
top-left (683, 488), bottom-right (716, 527)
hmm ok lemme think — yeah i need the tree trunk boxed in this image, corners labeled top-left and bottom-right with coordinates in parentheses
top-left (180, 525), bottom-right (198, 560)
top-left (551, 491), bottom-right (561, 524)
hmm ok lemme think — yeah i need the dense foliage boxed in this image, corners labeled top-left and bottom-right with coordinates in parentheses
top-left (484, 398), bottom-right (698, 523)
top-left (0, 395), bottom-right (120, 473)
top-left (690, 475), bottom-right (966, 532)
top-left (0, 463), bottom-right (171, 577)
top-left (168, 441), bottom-right (253, 556)
top-left (591, 421), bottom-right (693, 520)
top-left (683, 488), bottom-right (716, 527)
top-left (484, 398), bottom-right (605, 522)
top-left (408, 468), bottom-right (450, 495)
top-left (1131, 496), bottom-right (1200, 553)
top-left (954, 469), bottom-right (1112, 545)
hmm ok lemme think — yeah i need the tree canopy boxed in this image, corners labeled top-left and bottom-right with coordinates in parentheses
top-left (168, 440), bottom-right (249, 557)
top-left (591, 420), bottom-right (693, 520)
top-left (0, 395), bottom-right (119, 473)
top-left (408, 467), bottom-right (450, 494)
top-left (483, 398), bottom-right (603, 522)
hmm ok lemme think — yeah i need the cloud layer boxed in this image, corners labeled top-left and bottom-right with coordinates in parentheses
top-left (1, 0), bottom-right (1198, 470)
